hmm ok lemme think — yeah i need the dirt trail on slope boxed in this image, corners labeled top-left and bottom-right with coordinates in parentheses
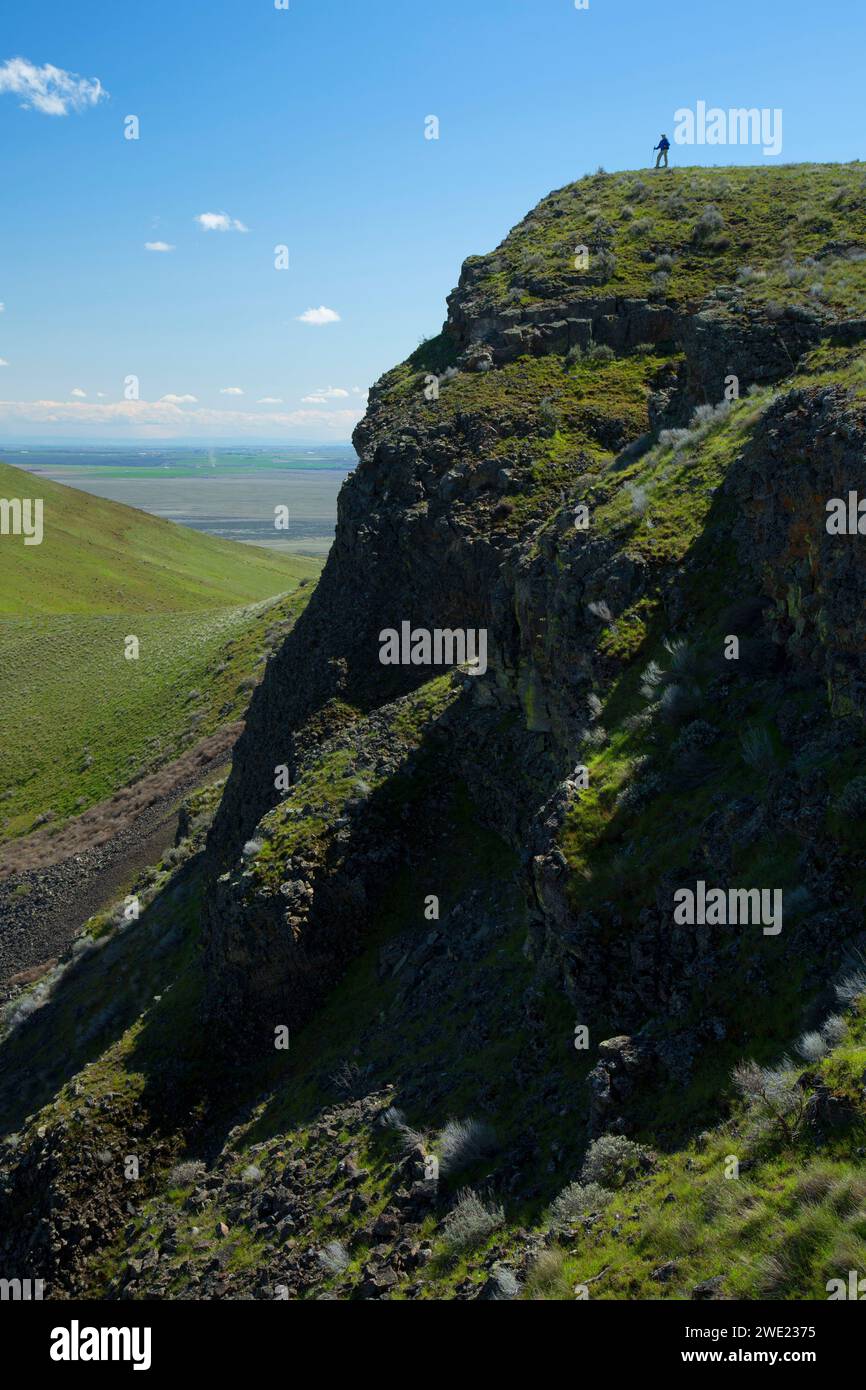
top-left (0, 725), bottom-right (241, 994)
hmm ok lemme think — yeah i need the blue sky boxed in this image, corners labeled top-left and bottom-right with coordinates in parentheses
top-left (0, 0), bottom-right (862, 444)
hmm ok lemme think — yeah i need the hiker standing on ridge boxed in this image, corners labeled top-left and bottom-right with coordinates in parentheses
top-left (653, 134), bottom-right (670, 168)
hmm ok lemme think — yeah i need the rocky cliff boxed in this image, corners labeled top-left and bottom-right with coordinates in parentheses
top-left (6, 164), bottom-right (866, 1303)
top-left (203, 162), bottom-right (866, 1074)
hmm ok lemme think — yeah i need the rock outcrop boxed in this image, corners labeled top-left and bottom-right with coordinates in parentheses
top-left (203, 164), bottom-right (866, 1120)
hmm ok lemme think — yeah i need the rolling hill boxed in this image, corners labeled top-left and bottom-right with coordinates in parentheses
top-left (0, 461), bottom-right (323, 838)
top-left (0, 460), bottom-right (319, 615)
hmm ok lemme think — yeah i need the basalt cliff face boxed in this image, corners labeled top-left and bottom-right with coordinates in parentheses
top-left (203, 163), bottom-right (866, 1088)
top-left (7, 164), bottom-right (866, 1304)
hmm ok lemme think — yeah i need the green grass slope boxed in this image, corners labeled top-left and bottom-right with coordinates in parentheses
top-left (0, 594), bottom-right (312, 839)
top-left (0, 460), bottom-right (319, 614)
top-left (0, 460), bottom-right (323, 839)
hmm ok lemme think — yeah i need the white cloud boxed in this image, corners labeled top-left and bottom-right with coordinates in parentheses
top-left (160, 393), bottom-right (197, 404)
top-left (302, 395), bottom-right (327, 404)
top-left (0, 359), bottom-right (8, 367)
top-left (70, 387), bottom-right (86, 398)
top-left (257, 396), bottom-right (283, 404)
top-left (96, 392), bottom-right (106, 398)
top-left (0, 396), bottom-right (364, 438)
top-left (195, 212), bottom-right (248, 233)
top-left (0, 303), bottom-right (5, 313)
top-left (303, 385), bottom-right (352, 404)
top-left (296, 306), bottom-right (341, 326)
top-left (0, 57), bottom-right (107, 116)
top-left (145, 241), bottom-right (175, 252)
top-left (220, 386), bottom-right (244, 396)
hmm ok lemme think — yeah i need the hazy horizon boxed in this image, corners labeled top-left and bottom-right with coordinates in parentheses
top-left (1, 440), bottom-right (355, 452)
top-left (7, 443), bottom-right (355, 556)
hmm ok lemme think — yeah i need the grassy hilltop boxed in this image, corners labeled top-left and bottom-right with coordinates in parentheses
top-left (465, 161), bottom-right (866, 315)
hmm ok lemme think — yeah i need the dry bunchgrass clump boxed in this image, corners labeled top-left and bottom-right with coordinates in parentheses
top-left (317, 1241), bottom-right (350, 1275)
top-left (437, 1118), bottom-right (497, 1175)
top-left (524, 1248), bottom-right (574, 1301)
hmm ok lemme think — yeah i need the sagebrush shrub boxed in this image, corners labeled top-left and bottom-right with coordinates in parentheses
top-left (548, 1181), bottom-right (612, 1230)
top-left (580, 1134), bottom-right (655, 1189)
top-left (731, 1059), bottom-right (807, 1141)
top-left (331, 1059), bottom-right (364, 1096)
top-left (690, 400), bottom-right (733, 432)
top-left (168, 1160), bottom-right (205, 1189)
top-left (614, 772), bottom-right (662, 815)
top-left (694, 204), bottom-right (725, 241)
top-left (441, 1188), bottom-right (505, 1250)
top-left (538, 397), bottom-right (559, 436)
top-left (736, 265), bottom-right (767, 286)
top-left (592, 249), bottom-right (617, 281)
top-left (627, 218), bottom-right (653, 239)
top-left (626, 482), bottom-right (649, 514)
top-left (658, 427), bottom-right (691, 451)
top-left (658, 683), bottom-right (698, 724)
top-left (586, 343), bottom-right (616, 364)
top-left (587, 599), bottom-right (614, 623)
top-left (486, 1267), bottom-right (521, 1299)
top-left (664, 636), bottom-right (699, 680)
